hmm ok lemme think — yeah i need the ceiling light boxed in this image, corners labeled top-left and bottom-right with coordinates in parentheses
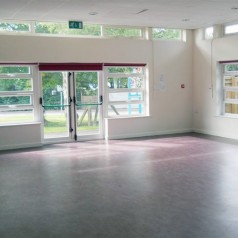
top-left (136, 9), bottom-right (149, 14)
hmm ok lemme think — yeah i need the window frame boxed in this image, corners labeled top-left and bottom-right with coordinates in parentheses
top-left (224, 23), bottom-right (238, 35)
top-left (104, 65), bottom-right (147, 118)
top-left (204, 26), bottom-right (214, 40)
top-left (102, 25), bottom-right (145, 39)
top-left (34, 21), bottom-right (102, 37)
top-left (152, 28), bottom-right (183, 41)
top-left (0, 65), bottom-right (36, 125)
top-left (0, 20), bottom-right (31, 33)
top-left (220, 63), bottom-right (238, 117)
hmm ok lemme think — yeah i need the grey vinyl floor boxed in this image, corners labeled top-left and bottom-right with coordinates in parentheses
top-left (0, 133), bottom-right (238, 238)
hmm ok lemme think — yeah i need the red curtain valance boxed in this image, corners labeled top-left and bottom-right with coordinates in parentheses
top-left (39, 63), bottom-right (103, 71)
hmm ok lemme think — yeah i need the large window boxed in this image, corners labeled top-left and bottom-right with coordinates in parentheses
top-left (104, 65), bottom-right (147, 117)
top-left (0, 65), bottom-right (35, 124)
top-left (221, 63), bottom-right (238, 116)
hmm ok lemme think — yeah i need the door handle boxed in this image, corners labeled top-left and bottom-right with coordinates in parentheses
top-left (99, 95), bottom-right (103, 105)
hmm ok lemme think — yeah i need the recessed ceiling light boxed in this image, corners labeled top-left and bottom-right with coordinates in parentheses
top-left (89, 12), bottom-right (98, 15)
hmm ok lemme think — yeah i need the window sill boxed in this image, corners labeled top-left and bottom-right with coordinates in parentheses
top-left (105, 115), bottom-right (151, 120)
top-left (0, 122), bottom-right (41, 127)
top-left (216, 114), bottom-right (238, 119)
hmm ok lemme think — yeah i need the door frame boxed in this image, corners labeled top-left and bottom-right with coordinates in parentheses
top-left (40, 70), bottom-right (104, 144)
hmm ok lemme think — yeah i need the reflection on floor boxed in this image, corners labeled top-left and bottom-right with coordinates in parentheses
top-left (0, 133), bottom-right (238, 238)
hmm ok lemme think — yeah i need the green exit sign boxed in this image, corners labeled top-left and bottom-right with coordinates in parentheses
top-left (68, 21), bottom-right (83, 29)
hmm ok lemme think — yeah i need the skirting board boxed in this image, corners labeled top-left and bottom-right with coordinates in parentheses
top-left (193, 128), bottom-right (238, 141)
top-left (0, 143), bottom-right (43, 151)
top-left (105, 128), bottom-right (193, 140)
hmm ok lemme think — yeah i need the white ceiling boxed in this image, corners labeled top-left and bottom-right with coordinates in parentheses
top-left (1, 0), bottom-right (238, 29)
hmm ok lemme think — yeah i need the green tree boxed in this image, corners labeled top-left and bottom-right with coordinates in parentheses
top-left (153, 28), bottom-right (181, 40)
top-left (0, 66), bottom-right (32, 106)
top-left (225, 64), bottom-right (238, 71)
top-left (104, 27), bottom-right (141, 37)
top-left (35, 22), bottom-right (101, 36)
top-left (0, 23), bottom-right (29, 32)
top-left (42, 72), bottom-right (63, 108)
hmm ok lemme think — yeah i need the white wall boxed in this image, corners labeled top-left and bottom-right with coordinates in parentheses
top-left (0, 123), bottom-right (41, 150)
top-left (107, 32), bottom-right (193, 139)
top-left (193, 29), bottom-right (238, 139)
top-left (0, 32), bottom-right (193, 149)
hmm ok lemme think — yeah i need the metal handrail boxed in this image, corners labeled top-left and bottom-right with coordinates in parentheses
top-left (76, 101), bottom-right (102, 106)
top-left (39, 97), bottom-right (71, 108)
top-left (41, 104), bottom-right (71, 108)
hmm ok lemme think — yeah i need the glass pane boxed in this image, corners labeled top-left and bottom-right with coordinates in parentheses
top-left (108, 104), bottom-right (143, 117)
top-left (224, 76), bottom-right (238, 87)
top-left (109, 92), bottom-right (143, 102)
top-left (42, 72), bottom-right (70, 139)
top-left (107, 67), bottom-right (143, 74)
top-left (104, 27), bottom-right (142, 38)
top-left (225, 91), bottom-right (238, 99)
top-left (43, 109), bottom-right (69, 138)
top-left (75, 72), bottom-right (98, 101)
top-left (0, 22), bottom-right (30, 32)
top-left (108, 77), bottom-right (143, 89)
top-left (75, 72), bottom-right (100, 135)
top-left (0, 66), bottom-right (30, 74)
top-left (225, 103), bottom-right (238, 114)
top-left (205, 27), bottom-right (214, 39)
top-left (0, 78), bottom-right (32, 92)
top-left (35, 22), bottom-right (101, 36)
top-left (152, 28), bottom-right (181, 40)
top-left (42, 72), bottom-right (69, 106)
top-left (225, 64), bottom-right (238, 72)
top-left (225, 24), bottom-right (238, 34)
top-left (0, 109), bottom-right (34, 123)
top-left (0, 96), bottom-right (31, 106)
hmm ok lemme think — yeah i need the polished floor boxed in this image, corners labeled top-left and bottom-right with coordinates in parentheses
top-left (0, 133), bottom-right (238, 238)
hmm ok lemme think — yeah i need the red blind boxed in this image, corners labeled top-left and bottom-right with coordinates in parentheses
top-left (104, 63), bottom-right (146, 67)
top-left (0, 63), bottom-right (38, 65)
top-left (219, 60), bottom-right (238, 64)
top-left (39, 63), bottom-right (103, 71)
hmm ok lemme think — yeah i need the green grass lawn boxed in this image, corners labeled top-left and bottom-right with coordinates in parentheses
top-left (0, 113), bottom-right (99, 134)
top-left (44, 114), bottom-right (99, 134)
top-left (0, 114), bottom-right (34, 123)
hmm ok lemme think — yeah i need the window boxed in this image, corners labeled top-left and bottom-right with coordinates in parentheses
top-left (221, 63), bottom-right (238, 116)
top-left (204, 27), bottom-right (214, 40)
top-left (104, 65), bottom-right (147, 117)
top-left (103, 26), bottom-right (143, 38)
top-left (224, 23), bottom-right (238, 35)
top-left (0, 21), bottom-right (31, 32)
top-left (152, 28), bottom-right (182, 40)
top-left (35, 22), bottom-right (101, 36)
top-left (0, 65), bottom-right (35, 124)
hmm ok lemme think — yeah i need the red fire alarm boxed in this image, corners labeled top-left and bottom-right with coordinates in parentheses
top-left (181, 84), bottom-right (185, 88)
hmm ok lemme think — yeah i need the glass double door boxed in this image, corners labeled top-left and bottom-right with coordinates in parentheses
top-left (41, 71), bottom-right (103, 142)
